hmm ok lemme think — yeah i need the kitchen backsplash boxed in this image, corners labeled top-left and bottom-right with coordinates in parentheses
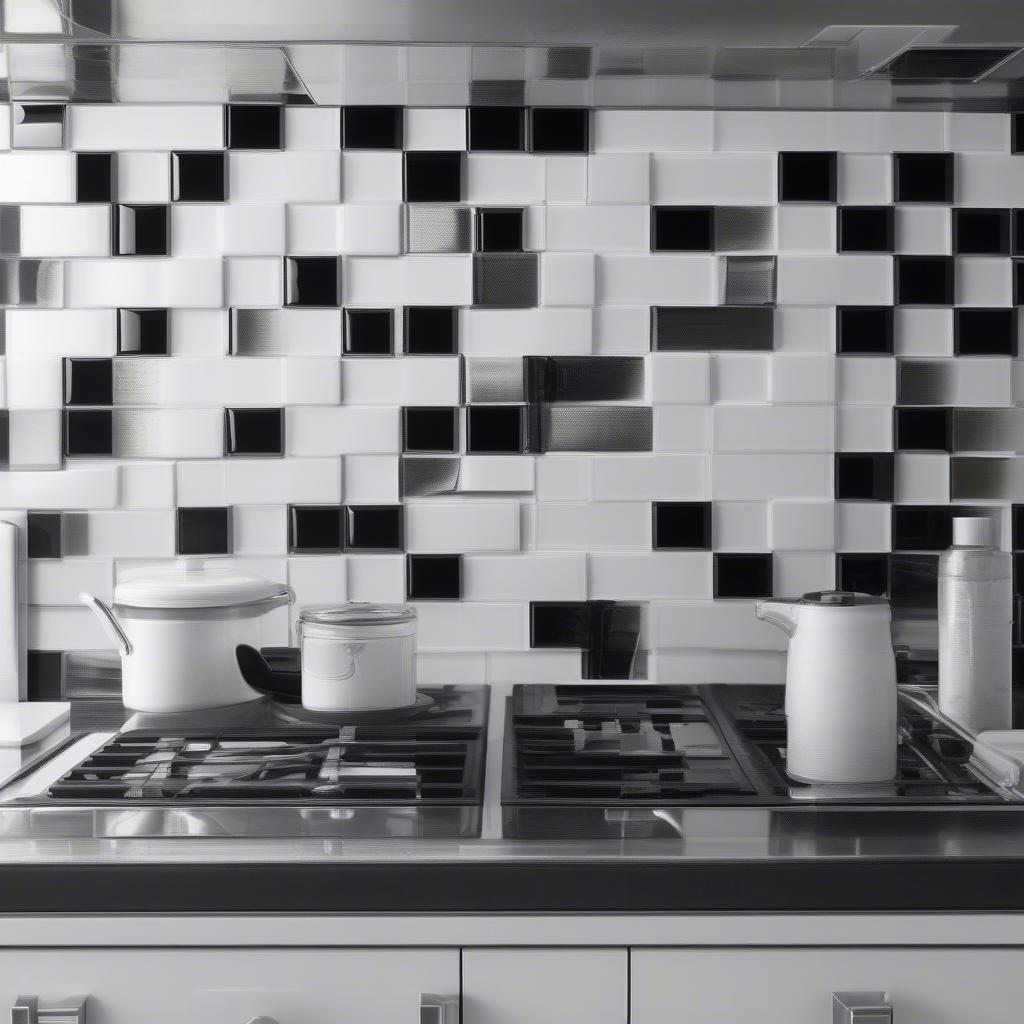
top-left (4, 101), bottom-right (1024, 696)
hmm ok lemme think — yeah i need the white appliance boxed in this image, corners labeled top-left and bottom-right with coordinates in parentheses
top-left (756, 590), bottom-right (897, 785)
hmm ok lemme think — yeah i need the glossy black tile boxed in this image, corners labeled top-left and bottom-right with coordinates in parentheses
top-left (466, 404), bottom-right (525, 453)
top-left (530, 107), bottom-right (590, 154)
top-left (583, 601), bottom-right (645, 681)
top-left (406, 553), bottom-right (462, 600)
top-left (475, 208), bottom-right (524, 252)
top-left (527, 356), bottom-right (645, 403)
top-left (954, 307), bottom-right (1017, 356)
top-left (472, 253), bottom-right (538, 308)
top-left (284, 256), bottom-right (341, 307)
top-left (75, 153), bottom-right (114, 203)
top-left (403, 305), bottom-right (458, 354)
top-left (402, 406), bottom-right (459, 453)
top-left (713, 553), bottom-right (773, 599)
top-left (777, 151), bottom-right (836, 202)
top-left (171, 152), bottom-right (227, 203)
top-left (836, 206), bottom-right (894, 253)
top-left (288, 504), bottom-right (343, 553)
top-left (344, 308), bottom-right (393, 355)
top-left (953, 208), bottom-right (1010, 255)
top-left (1014, 505), bottom-right (1024, 550)
top-left (345, 505), bottom-right (404, 550)
top-left (27, 512), bottom-right (61, 559)
top-left (835, 453), bottom-right (895, 501)
top-left (1016, 260), bottom-right (1024, 307)
top-left (404, 152), bottom-right (464, 203)
top-left (341, 106), bottom-right (403, 149)
top-left (836, 553), bottom-right (889, 597)
top-left (176, 507), bottom-right (231, 556)
top-left (63, 409), bottom-right (112, 457)
top-left (651, 206), bottom-right (714, 252)
top-left (468, 106), bottom-right (526, 151)
top-left (225, 408), bottom-right (284, 457)
top-left (1014, 212), bottom-right (1024, 257)
top-left (893, 152), bottom-right (954, 203)
top-left (26, 650), bottom-right (63, 702)
top-left (530, 601), bottom-right (593, 648)
top-left (894, 255), bottom-right (954, 305)
top-left (63, 358), bottom-right (112, 406)
top-left (226, 104), bottom-right (282, 149)
top-left (651, 306), bottom-right (774, 351)
top-left (117, 308), bottom-right (168, 355)
top-left (894, 407), bottom-right (953, 451)
top-left (891, 505), bottom-right (952, 550)
top-left (836, 306), bottom-right (894, 354)
top-left (652, 502), bottom-right (712, 550)
top-left (889, 553), bottom-right (939, 615)
top-left (113, 204), bottom-right (168, 257)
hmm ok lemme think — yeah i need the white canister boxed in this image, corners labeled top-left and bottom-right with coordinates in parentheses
top-left (297, 604), bottom-right (417, 712)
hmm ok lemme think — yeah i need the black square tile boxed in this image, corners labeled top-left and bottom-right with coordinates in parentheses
top-left (344, 309), bottom-right (393, 355)
top-left (341, 106), bottom-right (403, 149)
top-left (171, 152), bottom-right (227, 202)
top-left (176, 507), bottom-right (231, 556)
top-left (530, 108), bottom-right (590, 153)
top-left (652, 502), bottom-right (712, 549)
top-left (651, 207), bottom-right (714, 252)
top-left (468, 107), bottom-right (526, 151)
top-left (113, 204), bottom-right (168, 256)
top-left (403, 306), bottom-right (458, 354)
top-left (284, 256), bottom-right (341, 307)
top-left (345, 505), bottom-right (403, 550)
top-left (837, 306), bottom-right (894, 354)
top-left (530, 601), bottom-right (593, 648)
top-left (404, 152), bottom-right (464, 203)
top-left (63, 358), bottom-right (112, 406)
top-left (1014, 211), bottom-right (1024, 256)
top-left (27, 512), bottom-right (61, 559)
top-left (891, 505), bottom-right (952, 550)
top-left (225, 408), bottom-right (284, 456)
top-left (476, 208), bottom-right (524, 252)
top-left (836, 553), bottom-right (889, 597)
top-left (1013, 505), bottom-right (1024, 550)
top-left (713, 553), bottom-right (773, 599)
top-left (895, 255), bottom-right (954, 305)
top-left (407, 553), bottom-right (462, 600)
top-left (288, 505), bottom-right (343, 553)
top-left (894, 407), bottom-right (952, 451)
top-left (472, 253), bottom-right (538, 308)
top-left (63, 409), bottom-right (112, 457)
top-left (226, 104), bottom-right (282, 150)
top-left (1016, 260), bottom-right (1024, 307)
top-left (835, 453), bottom-right (895, 501)
top-left (26, 650), bottom-right (63, 703)
top-left (889, 553), bottom-right (939, 614)
top-left (778, 151), bottom-right (837, 202)
top-left (837, 206), bottom-right (894, 253)
top-left (893, 152), bottom-right (954, 203)
top-left (954, 307), bottom-right (1017, 356)
top-left (76, 153), bottom-right (114, 203)
top-left (403, 407), bottom-right (459, 453)
top-left (953, 208), bottom-right (1010, 255)
top-left (466, 405), bottom-right (524, 453)
top-left (118, 308), bottom-right (168, 355)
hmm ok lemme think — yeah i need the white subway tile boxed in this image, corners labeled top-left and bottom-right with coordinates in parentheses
top-left (460, 308), bottom-right (592, 356)
top-left (65, 259), bottom-right (223, 308)
top-left (114, 408), bottom-right (223, 458)
top-left (342, 204), bottom-right (403, 256)
top-left (714, 405), bottom-right (834, 452)
top-left (284, 106), bottom-right (341, 149)
top-left (0, 154), bottom-right (75, 202)
top-left (119, 462), bottom-right (175, 509)
top-left (343, 455), bottom-right (400, 503)
top-left (946, 112), bottom-right (1008, 153)
top-left (894, 308), bottom-right (953, 357)
top-left (534, 456), bottom-right (591, 500)
top-left (28, 559), bottom-right (113, 606)
top-left (28, 606), bottom-right (109, 651)
top-left (836, 501), bottom-right (892, 551)
top-left (466, 155), bottom-right (545, 204)
top-left (837, 154), bottom-right (891, 205)
top-left (340, 356), bottom-right (460, 406)
top-left (405, 500), bottom-right (519, 553)
top-left (170, 203), bottom-right (224, 256)
top-left (837, 356), bottom-right (897, 405)
top-left (589, 552), bottom-right (712, 600)
top-left (342, 152), bottom-right (404, 202)
top-left (419, 652), bottom-right (487, 685)
top-left (591, 454), bottom-right (708, 500)
top-left (462, 554), bottom-right (585, 601)
top-left (874, 112), bottom-right (945, 152)
top-left (9, 409), bottom-right (62, 470)
top-left (895, 206), bottom-right (951, 254)
top-left (171, 309), bottom-right (229, 356)
top-left (282, 358), bottom-right (342, 405)
top-left (594, 110), bottom-right (713, 152)
top-left (597, 254), bottom-right (713, 305)
top-left (68, 104), bottom-right (224, 150)
top-left (653, 406), bottom-right (712, 453)
top-left (895, 453), bottom-right (950, 503)
top-left (486, 651), bottom-right (582, 683)
top-left (777, 255), bottom-right (893, 306)
top-left (773, 307), bottom-right (835, 353)
top-left (771, 500), bottom-right (835, 550)
top-left (5, 309), bottom-right (115, 357)
top-left (286, 406), bottom-right (400, 455)
top-left (713, 453), bottom-right (832, 500)
top-left (0, 468), bottom-right (119, 509)
top-left (458, 456), bottom-right (535, 493)
top-left (545, 156), bottom-right (587, 203)
top-left (777, 205), bottom-right (836, 253)
top-left (774, 551), bottom-right (835, 596)
top-left (593, 306), bottom-right (649, 354)
top-left (225, 257), bottom-right (283, 307)
top-left (223, 204), bottom-right (286, 255)
top-left (716, 110), bottom-right (875, 152)
top-left (955, 155), bottom-right (1024, 206)
top-left (67, 510), bottom-right (174, 557)
top-left (233, 505), bottom-right (288, 555)
top-left (545, 204), bottom-right (648, 253)
top-left (229, 152), bottom-right (341, 202)
top-left (404, 255), bottom-right (474, 305)
top-left (650, 600), bottom-right (785, 651)
top-left (176, 461), bottom-right (226, 505)
top-left (712, 500), bottom-right (769, 550)
top-left (540, 252), bottom-right (594, 306)
top-left (343, 256), bottom-right (405, 304)
top-left (535, 501), bottom-right (650, 550)
top-left (405, 108), bottom-right (466, 150)
top-left (288, 555), bottom-right (347, 607)
top-left (226, 457), bottom-right (342, 505)
top-left (20, 205), bottom-right (110, 257)
top-left (956, 256), bottom-right (1012, 306)
top-left (836, 406), bottom-right (893, 451)
top-left (769, 354), bottom-right (835, 404)
top-left (6, 357), bottom-right (62, 408)
top-left (116, 152), bottom-right (170, 203)
top-left (711, 354), bottom-right (767, 404)
top-left (413, 602), bottom-right (527, 652)
top-left (587, 154), bottom-right (650, 203)
top-left (649, 353), bottom-right (711, 404)
top-left (346, 554), bottom-right (405, 603)
top-left (651, 154), bottom-right (776, 204)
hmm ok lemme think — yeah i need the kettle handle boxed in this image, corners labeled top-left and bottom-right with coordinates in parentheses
top-left (755, 599), bottom-right (799, 637)
top-left (79, 592), bottom-right (132, 657)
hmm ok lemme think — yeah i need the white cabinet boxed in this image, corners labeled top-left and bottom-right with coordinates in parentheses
top-left (462, 949), bottom-right (627, 1024)
top-left (0, 948), bottom-right (458, 1024)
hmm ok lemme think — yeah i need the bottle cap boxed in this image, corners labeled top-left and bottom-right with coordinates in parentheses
top-left (952, 516), bottom-right (994, 547)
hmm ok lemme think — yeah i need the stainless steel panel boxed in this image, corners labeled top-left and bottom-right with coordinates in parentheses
top-left (714, 207), bottom-right (775, 252)
top-left (541, 404), bottom-right (652, 452)
top-left (721, 255), bottom-right (775, 305)
top-left (651, 306), bottom-right (773, 351)
top-left (401, 456), bottom-right (462, 497)
top-left (0, 259), bottom-right (63, 307)
top-left (951, 456), bottom-right (1024, 501)
top-left (898, 361), bottom-right (953, 406)
top-left (112, 360), bottom-right (162, 405)
top-left (953, 408), bottom-right (1024, 453)
top-left (0, 207), bottom-right (21, 256)
top-left (464, 358), bottom-right (525, 403)
top-left (406, 205), bottom-right (473, 255)
top-left (11, 102), bottom-right (65, 148)
top-left (473, 253), bottom-right (538, 309)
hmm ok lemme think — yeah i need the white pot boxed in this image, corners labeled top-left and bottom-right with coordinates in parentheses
top-left (81, 562), bottom-right (293, 713)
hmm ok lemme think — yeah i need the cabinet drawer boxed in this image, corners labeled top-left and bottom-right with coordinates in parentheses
top-left (632, 947), bottom-right (1024, 1024)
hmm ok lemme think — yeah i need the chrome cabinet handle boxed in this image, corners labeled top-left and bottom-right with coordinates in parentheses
top-left (12, 996), bottom-right (87, 1024)
top-left (420, 993), bottom-right (459, 1024)
top-left (833, 991), bottom-right (892, 1024)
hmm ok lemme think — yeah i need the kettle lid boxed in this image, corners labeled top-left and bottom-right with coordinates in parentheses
top-left (800, 590), bottom-right (889, 607)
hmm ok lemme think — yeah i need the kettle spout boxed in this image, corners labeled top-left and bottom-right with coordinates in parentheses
top-left (755, 599), bottom-right (800, 637)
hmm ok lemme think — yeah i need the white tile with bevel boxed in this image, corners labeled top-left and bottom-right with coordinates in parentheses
top-left (0, 467), bottom-right (119, 509)
top-left (223, 204), bottom-right (286, 255)
top-left (68, 104), bottom-right (224, 150)
top-left (649, 353), bottom-right (711, 404)
top-left (112, 408), bottom-right (223, 458)
top-left (714, 405), bottom-right (834, 452)
top-left (404, 255), bottom-right (473, 305)
top-left (119, 462), bottom-right (175, 509)
top-left (652, 154), bottom-right (775, 204)
top-left (342, 204), bottom-right (403, 256)
top-left (895, 206), bottom-right (951, 254)
top-left (593, 307), bottom-right (649, 354)
top-left (777, 205), bottom-right (836, 253)
top-left (598, 254), bottom-right (713, 305)
top-left (592, 454), bottom-right (708, 500)
top-left (6, 357), bottom-right (62, 408)
top-left (874, 112), bottom-right (945, 152)
top-left (535, 501), bottom-right (650, 549)
top-left (9, 410), bottom-right (62, 470)
top-left (286, 406), bottom-right (400, 455)
top-left (20, 205), bottom-right (110, 257)
top-left (713, 453), bottom-right (832, 500)
top-left (895, 453), bottom-right (950, 504)
top-left (711, 354), bottom-right (767, 404)
top-left (955, 155), bottom-right (1024, 206)
top-left (226, 458), bottom-right (342, 505)
top-left (650, 600), bottom-right (785, 651)
top-left (342, 256), bottom-right (405, 305)
top-left (0, 154), bottom-right (75, 202)
top-left (28, 607), bottom-right (110, 651)
top-left (171, 309), bottom-right (228, 356)
top-left (774, 307), bottom-right (835, 353)
top-left (716, 110), bottom-right (875, 152)
top-left (545, 156), bottom-right (587, 203)
top-left (170, 204), bottom-right (224, 255)
top-left (836, 501), bottom-right (891, 551)
top-left (284, 106), bottom-right (341, 149)
top-left (460, 308), bottom-right (591, 356)
top-left (405, 108), bottom-right (466, 150)
top-left (116, 152), bottom-right (170, 203)
top-left (774, 552), bottom-right (835, 596)
top-left (405, 500), bottom-right (519, 553)
top-left (540, 252), bottom-right (594, 306)
top-left (343, 455), bottom-right (400, 504)
top-left (413, 603), bottom-right (528, 652)
top-left (342, 152), bottom-right (403, 202)
top-left (534, 456), bottom-right (591, 500)
top-left (589, 552), bottom-right (712, 600)
top-left (66, 510), bottom-right (174, 558)
top-left (771, 500), bottom-right (835, 550)
top-left (894, 308), bottom-right (954, 357)
top-left (28, 559), bottom-right (114, 606)
top-left (837, 154), bottom-right (891, 205)
top-left (595, 110), bottom-right (713, 152)
top-left (288, 556), bottom-right (347, 608)
top-left (463, 554), bottom-right (585, 601)
top-left (175, 461), bottom-right (226, 506)
top-left (946, 112), bottom-right (1008, 153)
top-left (837, 356), bottom-right (897, 404)
top-left (233, 505), bottom-right (288, 555)
top-left (458, 456), bottom-right (535, 493)
top-left (587, 154), bottom-right (650, 204)
top-left (163, 259), bottom-right (226, 308)
top-left (523, 205), bottom-right (545, 251)
top-left (346, 554), bottom-right (405, 603)
top-left (402, 356), bottom-right (462, 405)
top-left (466, 155), bottom-right (545, 204)
top-left (653, 406), bottom-right (712, 453)
top-left (225, 257), bottom-right (282, 307)
top-left (777, 255), bottom-right (893, 306)
top-left (837, 406), bottom-right (892, 451)
top-left (956, 257), bottom-right (1012, 306)
top-left (5, 309), bottom-right (115, 357)
top-left (229, 152), bottom-right (341, 203)
top-left (546, 205), bottom-right (649, 252)
top-left (282, 359), bottom-right (342, 406)
top-left (712, 500), bottom-right (769, 550)
top-left (770, 354), bottom-right (835, 404)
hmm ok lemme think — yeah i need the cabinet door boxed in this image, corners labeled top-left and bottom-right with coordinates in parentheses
top-left (0, 948), bottom-right (458, 1024)
top-left (632, 947), bottom-right (1024, 1024)
top-left (462, 948), bottom-right (627, 1024)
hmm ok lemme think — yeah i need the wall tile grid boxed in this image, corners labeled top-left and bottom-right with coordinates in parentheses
top-left (4, 102), bottom-right (1024, 693)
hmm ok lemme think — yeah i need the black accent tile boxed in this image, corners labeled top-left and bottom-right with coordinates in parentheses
top-left (954, 308), bottom-right (1017, 356)
top-left (836, 306), bottom-right (894, 354)
top-left (953, 208), bottom-right (1010, 255)
top-left (777, 151), bottom-right (836, 203)
top-left (835, 453), bottom-right (895, 501)
top-left (1014, 114), bottom-right (1024, 155)
top-left (284, 256), bottom-right (341, 307)
top-left (472, 252), bottom-right (538, 308)
top-left (226, 104), bottom-right (282, 150)
top-left (27, 512), bottom-right (61, 559)
top-left (475, 208), bottom-right (524, 252)
top-left (76, 153), bottom-right (114, 203)
top-left (836, 206), bottom-right (894, 253)
top-left (63, 409), bottom-right (112, 457)
top-left (836, 553), bottom-right (889, 597)
top-left (527, 356), bottom-right (645, 403)
top-left (27, 650), bottom-right (63, 703)
top-left (893, 152), bottom-right (954, 203)
top-left (402, 407), bottom-right (459, 453)
top-left (713, 553), bottom-right (773, 599)
top-left (652, 502), bottom-right (711, 550)
top-left (894, 407), bottom-right (952, 452)
top-left (468, 106), bottom-right (526, 151)
top-left (891, 505), bottom-right (952, 550)
top-left (531, 601), bottom-right (592, 648)
top-left (176, 507), bottom-right (231, 556)
top-left (651, 206), bottom-right (714, 252)
top-left (225, 408), bottom-right (284, 456)
top-left (113, 204), bottom-right (168, 257)
top-left (584, 601), bottom-right (644, 680)
top-left (889, 553), bottom-right (939, 614)
top-left (466, 405), bottom-right (524, 453)
top-left (63, 358), bottom-right (112, 406)
top-left (288, 505), bottom-right (343, 553)
top-left (117, 308), bottom-right (168, 355)
top-left (530, 108), bottom-right (590, 154)
top-left (345, 505), bottom-right (403, 551)
top-left (1013, 505), bottom-right (1024, 550)
top-left (1014, 212), bottom-right (1024, 256)
top-left (344, 308), bottom-right (393, 355)
top-left (895, 255), bottom-right (954, 305)
top-left (651, 306), bottom-right (774, 351)
top-left (403, 306), bottom-right (458, 355)
top-left (404, 152), bottom-right (463, 203)
top-left (407, 553), bottom-right (462, 600)
top-left (171, 152), bottom-right (226, 202)
top-left (1016, 260), bottom-right (1024, 307)
top-left (341, 106), bottom-right (403, 149)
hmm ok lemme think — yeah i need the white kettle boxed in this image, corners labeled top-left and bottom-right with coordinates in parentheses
top-left (756, 590), bottom-right (897, 785)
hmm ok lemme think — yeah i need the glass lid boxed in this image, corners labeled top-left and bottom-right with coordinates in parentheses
top-left (298, 603), bottom-right (417, 627)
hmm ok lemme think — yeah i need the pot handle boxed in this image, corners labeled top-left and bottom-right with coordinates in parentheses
top-left (79, 592), bottom-right (132, 657)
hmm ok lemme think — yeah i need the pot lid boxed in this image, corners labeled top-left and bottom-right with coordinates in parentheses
top-left (299, 603), bottom-right (416, 627)
top-left (114, 562), bottom-right (288, 609)
top-left (800, 590), bottom-right (889, 607)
